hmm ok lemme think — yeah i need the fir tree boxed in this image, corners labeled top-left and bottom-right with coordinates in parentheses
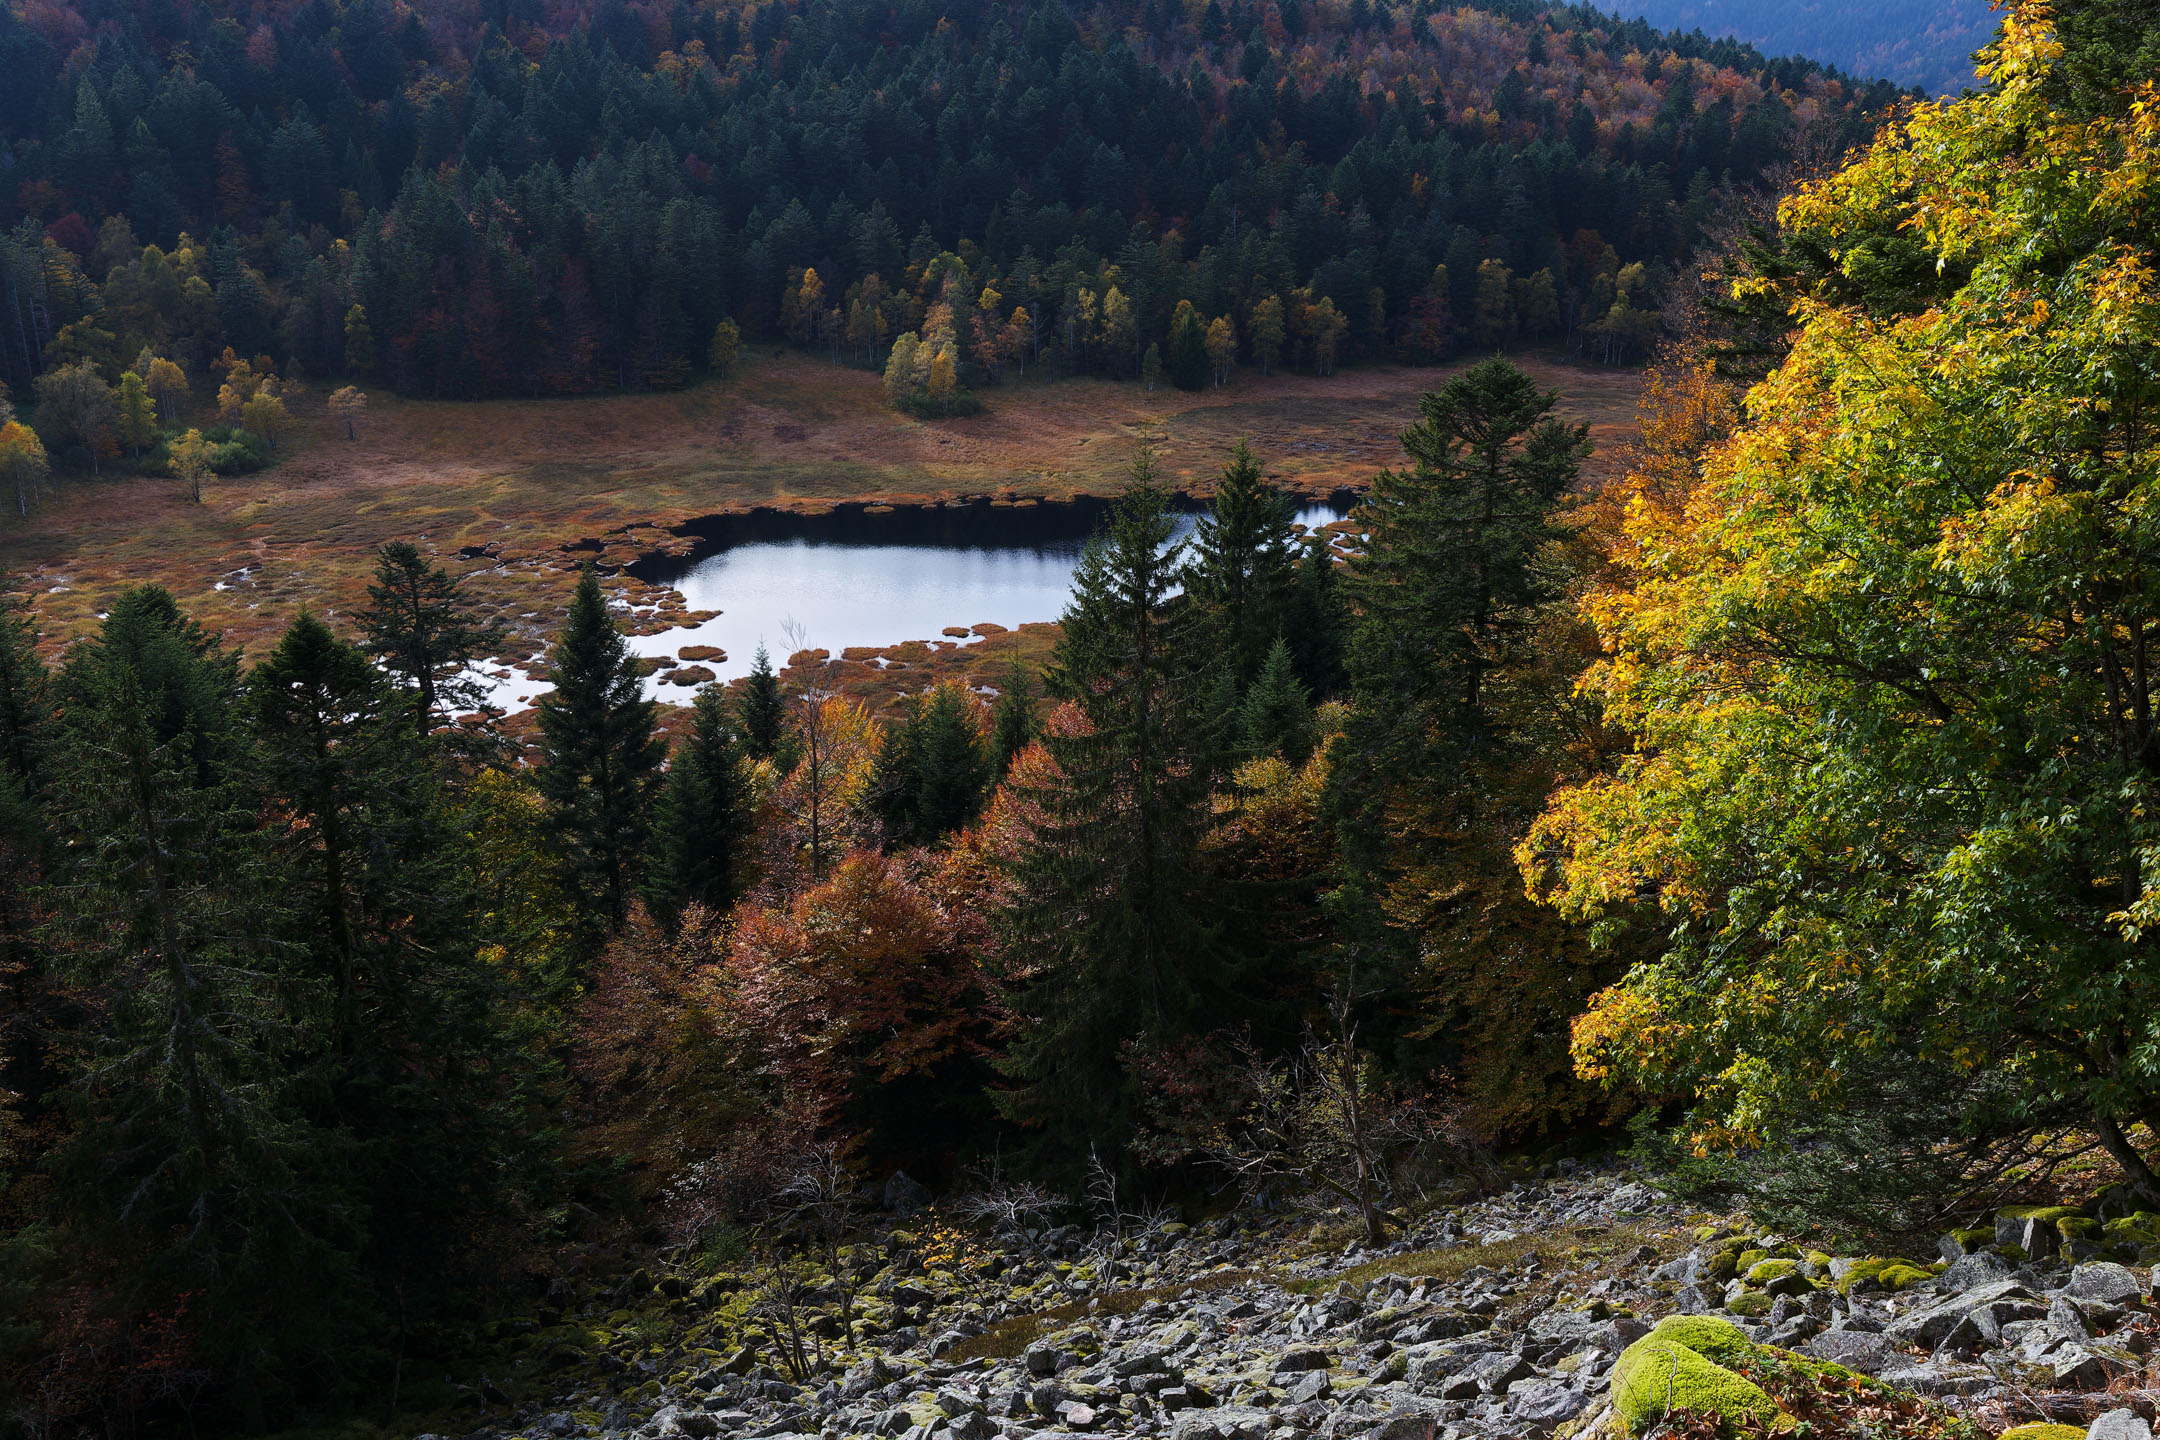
top-left (1184, 440), bottom-right (1298, 686)
top-left (868, 692), bottom-right (926, 844)
top-left (988, 658), bottom-right (1039, 778)
top-left (357, 541), bottom-right (502, 735)
top-left (913, 682), bottom-right (988, 842)
top-left (50, 589), bottom-right (353, 1393)
top-left (535, 567), bottom-right (665, 939)
top-left (1238, 636), bottom-right (1315, 763)
top-left (870, 684), bottom-right (987, 848)
top-left (246, 609), bottom-right (521, 1339)
top-left (643, 685), bottom-right (752, 923)
top-left (996, 442), bottom-right (1226, 1158)
top-left (1287, 539), bottom-right (1349, 699)
top-left (737, 644), bottom-right (787, 761)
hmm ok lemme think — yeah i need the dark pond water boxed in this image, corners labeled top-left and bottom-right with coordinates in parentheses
top-left (476, 492), bottom-right (1357, 711)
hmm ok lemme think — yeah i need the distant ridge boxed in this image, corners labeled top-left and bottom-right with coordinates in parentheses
top-left (1613, 0), bottom-right (1998, 93)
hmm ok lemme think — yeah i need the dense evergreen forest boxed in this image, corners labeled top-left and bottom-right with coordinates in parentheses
top-left (0, 0), bottom-right (1902, 414)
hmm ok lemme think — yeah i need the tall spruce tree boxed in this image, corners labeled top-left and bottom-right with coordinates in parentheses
top-left (737, 644), bottom-right (786, 762)
top-left (1330, 359), bottom-right (1599, 1134)
top-left (996, 442), bottom-right (1225, 1157)
top-left (1342, 358), bottom-right (1585, 761)
top-left (1287, 539), bottom-right (1348, 699)
top-left (50, 588), bottom-right (354, 1405)
top-left (643, 685), bottom-right (753, 924)
top-left (870, 683), bottom-right (988, 848)
top-left (246, 609), bottom-right (522, 1366)
top-left (535, 568), bottom-right (665, 939)
top-left (357, 541), bottom-right (502, 735)
top-left (1238, 636), bottom-right (1315, 763)
top-left (988, 658), bottom-right (1039, 778)
top-left (1184, 440), bottom-right (1298, 686)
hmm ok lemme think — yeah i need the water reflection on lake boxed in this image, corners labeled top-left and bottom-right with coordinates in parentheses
top-left (476, 493), bottom-right (1355, 711)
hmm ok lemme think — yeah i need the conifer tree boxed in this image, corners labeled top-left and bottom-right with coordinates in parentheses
top-left (997, 441), bottom-right (1225, 1157)
top-left (1238, 636), bottom-right (1315, 763)
top-left (1287, 539), bottom-right (1348, 698)
top-left (643, 685), bottom-right (752, 924)
top-left (535, 568), bottom-right (665, 939)
top-left (358, 541), bottom-right (502, 735)
top-left (737, 644), bottom-right (787, 761)
top-left (246, 609), bottom-right (520, 1331)
top-left (50, 587), bottom-right (349, 1393)
top-left (1184, 440), bottom-right (1298, 686)
top-left (913, 682), bottom-right (988, 842)
top-left (988, 658), bottom-right (1039, 777)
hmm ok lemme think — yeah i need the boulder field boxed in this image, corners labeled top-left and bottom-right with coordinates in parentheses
top-left (423, 1172), bottom-right (2160, 1440)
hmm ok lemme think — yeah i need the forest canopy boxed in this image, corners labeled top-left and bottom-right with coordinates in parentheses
top-left (0, 0), bottom-right (1902, 403)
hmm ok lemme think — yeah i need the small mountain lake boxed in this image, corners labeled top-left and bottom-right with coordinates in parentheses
top-left (475, 492), bottom-right (1357, 711)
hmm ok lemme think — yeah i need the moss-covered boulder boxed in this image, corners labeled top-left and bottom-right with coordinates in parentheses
top-left (1612, 1323), bottom-right (1787, 1437)
top-left (1998, 1425), bottom-right (2085, 1440)
top-left (1726, 1289), bottom-right (1773, 1317)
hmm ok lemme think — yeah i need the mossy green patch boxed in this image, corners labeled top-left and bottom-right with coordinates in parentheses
top-left (1997, 1425), bottom-right (2085, 1440)
top-left (1998, 1205), bottom-right (2082, 1224)
top-left (1612, 1334), bottom-right (1786, 1436)
top-left (1727, 1289), bottom-right (1774, 1317)
top-left (1747, 1258), bottom-right (1799, 1283)
top-left (2057, 1216), bottom-right (2100, 1242)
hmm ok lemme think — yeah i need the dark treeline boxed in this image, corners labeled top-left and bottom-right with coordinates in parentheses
top-left (0, 356), bottom-right (1619, 1433)
top-left (0, 0), bottom-right (1903, 404)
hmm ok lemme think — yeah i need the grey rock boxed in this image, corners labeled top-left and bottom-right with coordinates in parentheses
top-left (948, 1413), bottom-right (998, 1440)
top-left (1528, 1309), bottom-right (1599, 1346)
top-left (1997, 1211), bottom-right (2058, 1255)
top-left (1935, 1251), bottom-right (2017, 1293)
top-left (1171, 1406), bottom-right (1274, 1440)
top-left (1804, 1331), bottom-right (1893, 1374)
top-left (1054, 1399), bottom-right (1101, 1430)
top-left (1651, 1255), bottom-right (1697, 1285)
top-left (1506, 1381), bottom-right (1587, 1432)
top-left (2052, 1344), bottom-right (2135, 1388)
top-left (1669, 1286), bottom-right (1713, 1315)
top-left (883, 1171), bottom-right (931, 1216)
top-left (2088, 1410), bottom-right (2154, 1440)
top-left (2049, 1294), bottom-right (2095, 1345)
top-left (1463, 1353), bottom-right (1532, 1394)
top-left (1365, 1412), bottom-right (1438, 1440)
top-left (1274, 1347), bottom-right (1330, 1373)
top-left (1585, 1319), bottom-right (1651, 1352)
top-left (1023, 1347), bottom-right (1062, 1378)
top-left (936, 1388), bottom-right (984, 1418)
top-left (2068, 1262), bottom-right (2145, 1306)
top-left (1286, 1372), bottom-right (1331, 1404)
top-left (1884, 1279), bottom-right (2039, 1348)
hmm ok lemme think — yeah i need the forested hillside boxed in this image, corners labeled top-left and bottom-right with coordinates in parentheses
top-left (1615, 0), bottom-right (1994, 95)
top-left (0, 0), bottom-right (1899, 411)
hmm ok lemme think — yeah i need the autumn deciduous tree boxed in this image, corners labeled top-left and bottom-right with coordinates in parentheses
top-left (114, 371), bottom-right (158, 459)
top-left (730, 849), bottom-right (995, 1152)
top-left (712, 319), bottom-right (747, 377)
top-left (1529, 14), bottom-right (2160, 1197)
top-left (34, 362), bottom-right (115, 476)
top-left (167, 428), bottom-right (212, 503)
top-left (0, 423), bottom-right (49, 517)
top-left (327, 386), bottom-right (367, 439)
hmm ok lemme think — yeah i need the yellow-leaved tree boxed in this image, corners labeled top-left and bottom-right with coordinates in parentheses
top-left (1522, 13), bottom-right (2160, 1202)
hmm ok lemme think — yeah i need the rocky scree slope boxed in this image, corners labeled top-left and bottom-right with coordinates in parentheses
top-left (421, 1172), bottom-right (2160, 1440)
